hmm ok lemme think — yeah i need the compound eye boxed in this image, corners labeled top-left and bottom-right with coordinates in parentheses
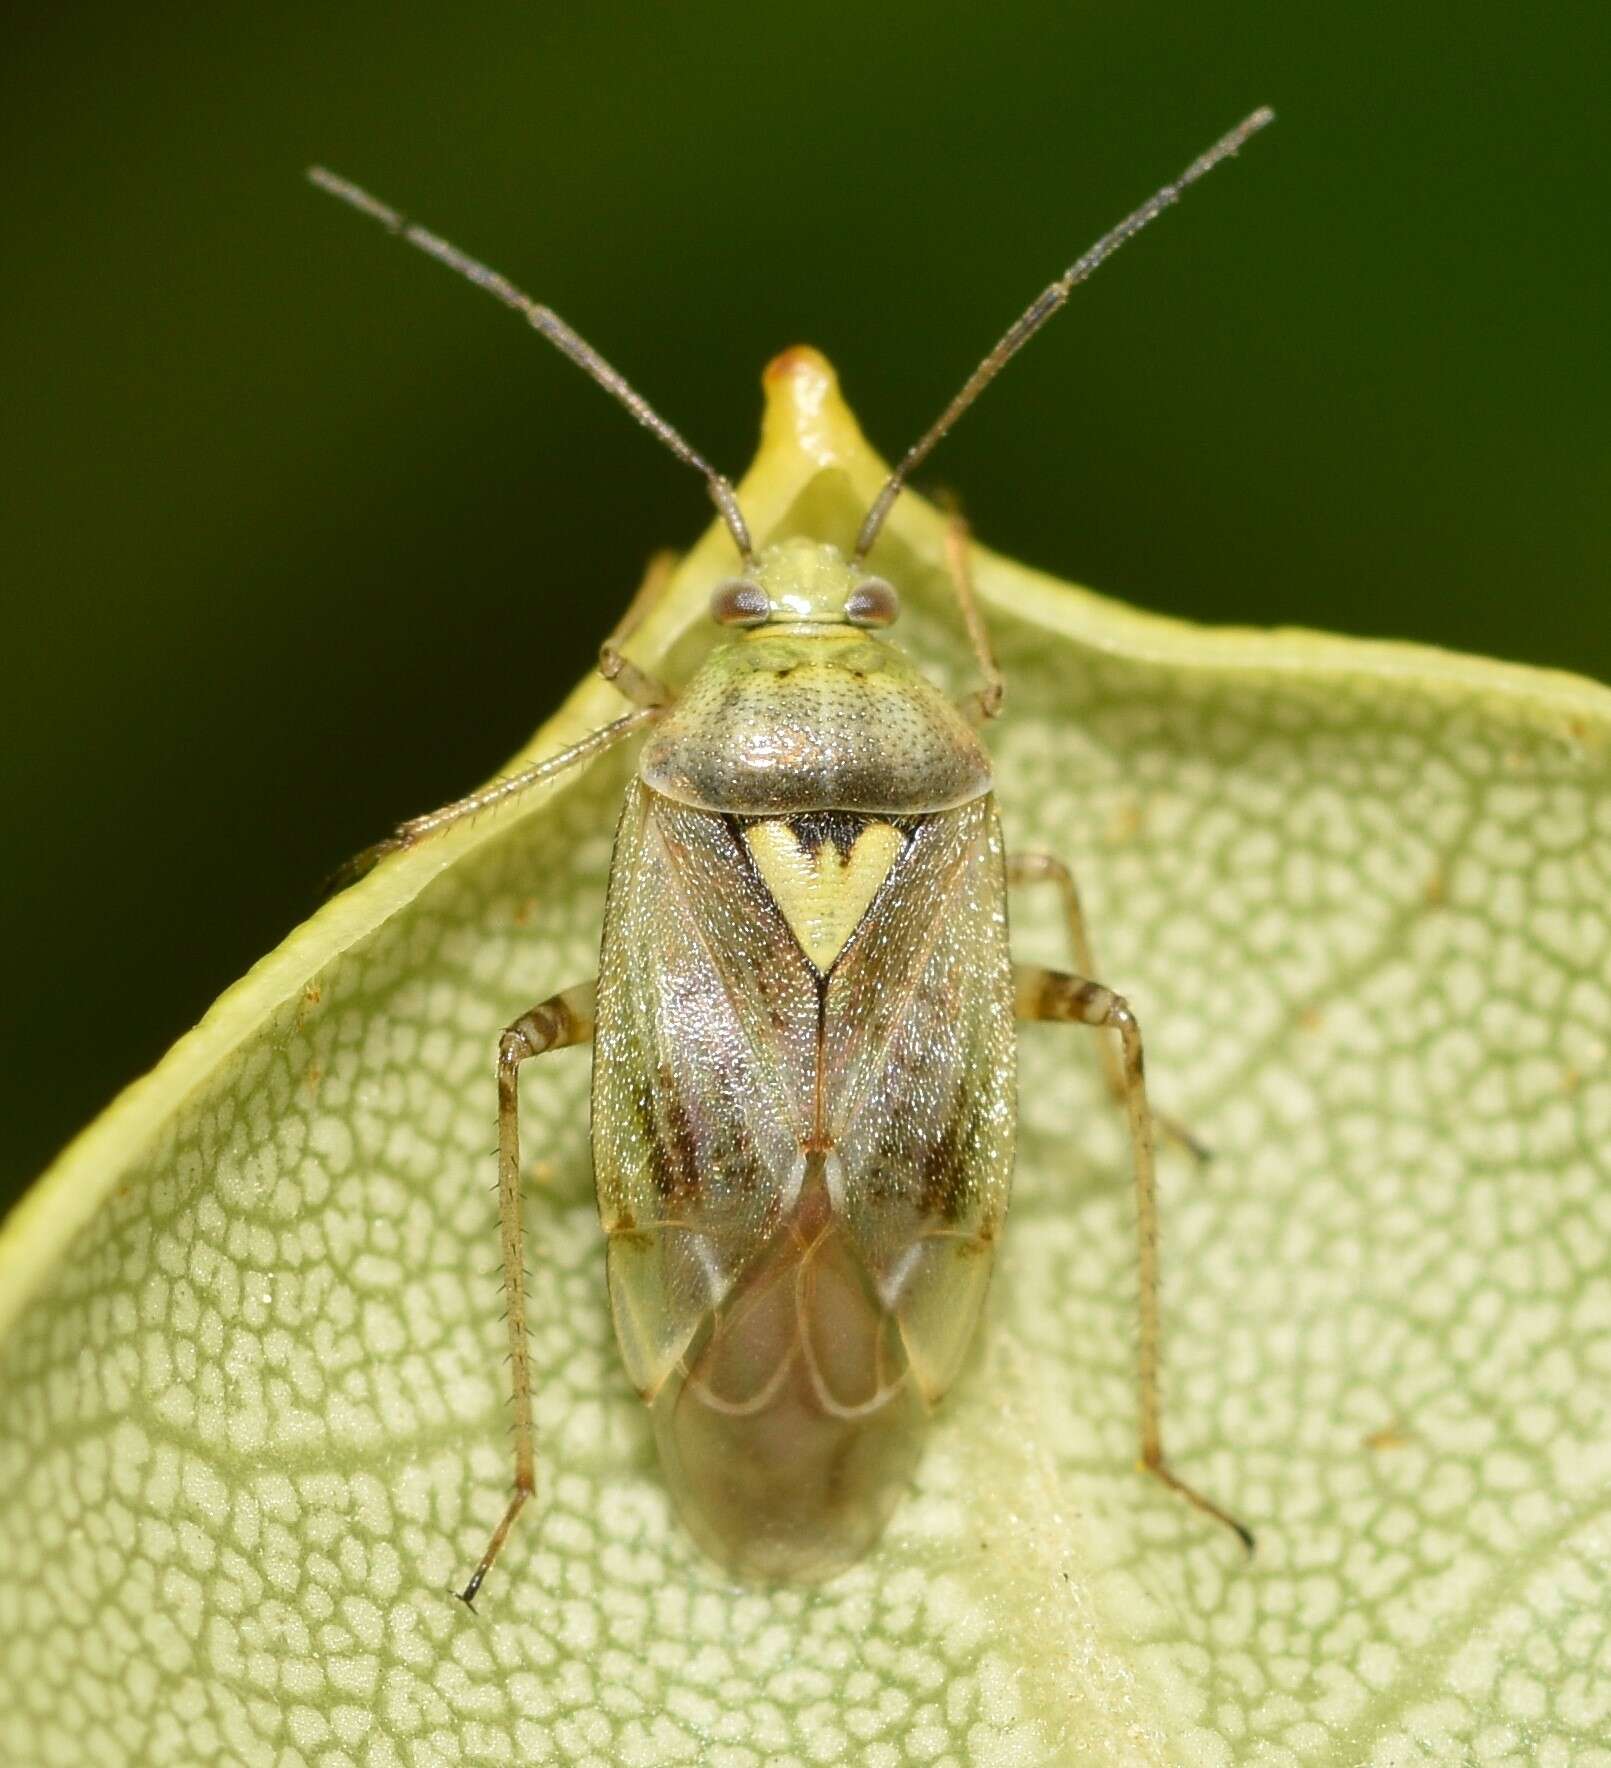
top-left (843, 576), bottom-right (900, 627)
top-left (710, 579), bottom-right (770, 626)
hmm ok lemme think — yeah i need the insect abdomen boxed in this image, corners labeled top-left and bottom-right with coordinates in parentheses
top-left (649, 1154), bottom-right (926, 1583)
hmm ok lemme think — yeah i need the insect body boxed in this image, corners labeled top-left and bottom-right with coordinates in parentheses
top-left (311, 106), bottom-right (1272, 1603)
top-left (601, 539), bottom-right (1011, 1581)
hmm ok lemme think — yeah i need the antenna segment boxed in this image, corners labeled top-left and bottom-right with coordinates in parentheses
top-left (854, 106), bottom-right (1275, 560)
top-left (307, 167), bottom-right (755, 561)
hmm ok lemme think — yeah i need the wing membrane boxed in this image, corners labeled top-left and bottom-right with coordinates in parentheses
top-left (594, 785), bottom-right (1015, 1410)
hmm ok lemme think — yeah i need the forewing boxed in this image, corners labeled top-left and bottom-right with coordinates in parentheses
top-left (824, 797), bottom-right (1016, 1399)
top-left (593, 784), bottom-right (819, 1392)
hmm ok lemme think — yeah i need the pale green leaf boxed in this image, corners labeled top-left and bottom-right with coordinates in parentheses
top-left (4, 349), bottom-right (1611, 1767)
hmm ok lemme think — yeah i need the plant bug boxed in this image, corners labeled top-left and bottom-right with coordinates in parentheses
top-left (310, 106), bottom-right (1273, 1603)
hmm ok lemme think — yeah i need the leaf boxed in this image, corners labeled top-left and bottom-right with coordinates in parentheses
top-left (4, 348), bottom-right (1611, 1768)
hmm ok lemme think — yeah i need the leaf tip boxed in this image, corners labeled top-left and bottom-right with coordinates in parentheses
top-left (758, 346), bottom-right (872, 472)
top-left (762, 342), bottom-right (835, 394)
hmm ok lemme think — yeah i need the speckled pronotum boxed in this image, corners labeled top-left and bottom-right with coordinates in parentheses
top-left (308, 106), bottom-right (1273, 1604)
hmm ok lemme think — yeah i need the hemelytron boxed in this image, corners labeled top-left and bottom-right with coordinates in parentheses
top-left (311, 106), bottom-right (1273, 1604)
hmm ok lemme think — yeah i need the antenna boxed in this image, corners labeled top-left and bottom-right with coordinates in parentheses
top-left (307, 167), bottom-right (755, 562)
top-left (854, 106), bottom-right (1275, 560)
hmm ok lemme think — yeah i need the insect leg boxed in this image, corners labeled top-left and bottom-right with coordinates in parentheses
top-left (459, 978), bottom-right (597, 1610)
top-left (1007, 852), bottom-right (1208, 1162)
top-left (598, 548), bottom-right (679, 709)
top-left (330, 550), bottom-right (681, 890)
top-left (330, 704), bottom-right (657, 890)
top-left (1014, 962), bottom-right (1252, 1552)
top-left (939, 507), bottom-right (1005, 723)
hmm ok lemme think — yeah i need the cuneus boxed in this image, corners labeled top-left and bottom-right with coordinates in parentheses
top-left (311, 107), bottom-right (1272, 1604)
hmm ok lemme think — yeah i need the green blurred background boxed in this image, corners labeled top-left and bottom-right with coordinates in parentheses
top-left (4, 2), bottom-right (1608, 1205)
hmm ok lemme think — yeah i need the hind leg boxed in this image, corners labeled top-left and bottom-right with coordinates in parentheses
top-left (458, 979), bottom-right (596, 1609)
top-left (1015, 962), bottom-right (1251, 1551)
top-left (1008, 851), bottom-right (1209, 1160)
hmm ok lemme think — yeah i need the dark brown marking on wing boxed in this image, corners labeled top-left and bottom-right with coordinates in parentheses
top-left (659, 1069), bottom-right (705, 1207)
top-left (916, 1101), bottom-right (970, 1222)
top-left (859, 1075), bottom-right (989, 1224)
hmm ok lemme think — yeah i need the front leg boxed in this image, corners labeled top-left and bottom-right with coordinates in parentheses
top-left (459, 979), bottom-right (597, 1610)
top-left (330, 550), bottom-right (681, 891)
top-left (938, 506), bottom-right (1005, 724)
top-left (1015, 962), bottom-right (1252, 1551)
top-left (597, 547), bottom-right (678, 709)
top-left (352, 711), bottom-right (656, 875)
